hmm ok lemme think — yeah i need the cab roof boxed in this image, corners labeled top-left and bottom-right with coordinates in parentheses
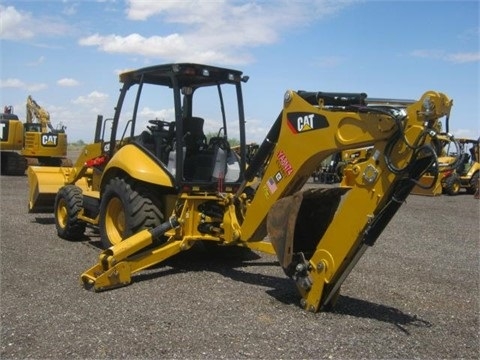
top-left (0, 113), bottom-right (19, 120)
top-left (119, 63), bottom-right (244, 89)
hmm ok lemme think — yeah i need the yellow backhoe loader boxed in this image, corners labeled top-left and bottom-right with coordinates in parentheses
top-left (439, 137), bottom-right (479, 195)
top-left (411, 136), bottom-right (479, 196)
top-left (28, 63), bottom-right (452, 312)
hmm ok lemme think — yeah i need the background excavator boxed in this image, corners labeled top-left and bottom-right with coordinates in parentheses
top-left (0, 96), bottom-right (69, 175)
top-left (0, 106), bottom-right (27, 175)
top-left (28, 63), bottom-right (452, 312)
top-left (24, 95), bottom-right (69, 166)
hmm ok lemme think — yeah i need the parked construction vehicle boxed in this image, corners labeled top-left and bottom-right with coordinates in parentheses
top-left (440, 137), bottom-right (479, 195)
top-left (24, 95), bottom-right (68, 166)
top-left (0, 97), bottom-right (68, 175)
top-left (28, 63), bottom-right (452, 312)
top-left (411, 136), bottom-right (479, 196)
top-left (312, 152), bottom-right (344, 184)
top-left (1, 106), bottom-right (27, 175)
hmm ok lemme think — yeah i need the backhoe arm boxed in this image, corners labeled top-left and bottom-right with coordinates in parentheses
top-left (241, 90), bottom-right (452, 311)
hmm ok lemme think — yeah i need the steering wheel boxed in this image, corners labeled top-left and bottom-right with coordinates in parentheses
top-left (209, 136), bottom-right (230, 151)
top-left (147, 119), bottom-right (170, 132)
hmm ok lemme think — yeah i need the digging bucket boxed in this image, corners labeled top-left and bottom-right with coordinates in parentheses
top-left (27, 166), bottom-right (70, 213)
top-left (267, 187), bottom-right (349, 273)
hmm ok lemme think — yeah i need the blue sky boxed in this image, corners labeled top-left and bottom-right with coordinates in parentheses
top-left (1, 0), bottom-right (479, 143)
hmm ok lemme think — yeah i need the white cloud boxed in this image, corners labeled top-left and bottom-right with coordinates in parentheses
top-left (72, 91), bottom-right (109, 105)
top-left (125, 0), bottom-right (349, 22)
top-left (411, 49), bottom-right (480, 63)
top-left (445, 52), bottom-right (480, 64)
top-left (80, 32), bottom-right (186, 55)
top-left (27, 83), bottom-right (48, 92)
top-left (314, 56), bottom-right (346, 68)
top-left (57, 78), bottom-right (80, 87)
top-left (0, 5), bottom-right (71, 41)
top-left (27, 56), bottom-right (46, 66)
top-left (125, 0), bottom-right (186, 21)
top-left (0, 78), bottom-right (47, 92)
top-left (138, 106), bottom-right (175, 120)
top-left (62, 3), bottom-right (78, 16)
top-left (80, 0), bottom-right (357, 65)
top-left (451, 128), bottom-right (479, 140)
top-left (0, 6), bottom-right (34, 39)
top-left (410, 49), bottom-right (444, 59)
top-left (0, 78), bottom-right (26, 88)
top-left (79, 32), bottom-right (248, 64)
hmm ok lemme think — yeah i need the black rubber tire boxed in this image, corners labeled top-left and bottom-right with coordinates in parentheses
top-left (1, 152), bottom-right (27, 176)
top-left (99, 177), bottom-right (164, 249)
top-left (443, 173), bottom-right (461, 195)
top-left (467, 172), bottom-right (479, 195)
top-left (54, 185), bottom-right (86, 240)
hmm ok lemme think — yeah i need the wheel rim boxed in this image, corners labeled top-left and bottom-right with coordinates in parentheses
top-left (56, 198), bottom-right (68, 229)
top-left (453, 181), bottom-right (460, 193)
top-left (104, 197), bottom-right (125, 246)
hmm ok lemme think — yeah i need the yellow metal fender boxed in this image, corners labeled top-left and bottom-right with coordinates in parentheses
top-left (103, 144), bottom-right (174, 187)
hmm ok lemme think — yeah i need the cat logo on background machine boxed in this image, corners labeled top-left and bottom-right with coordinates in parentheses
top-left (41, 134), bottom-right (59, 147)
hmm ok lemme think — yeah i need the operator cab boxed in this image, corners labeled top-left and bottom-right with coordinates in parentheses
top-left (107, 63), bottom-right (248, 192)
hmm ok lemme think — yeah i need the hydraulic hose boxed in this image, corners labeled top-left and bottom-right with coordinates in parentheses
top-left (244, 113), bottom-right (282, 182)
top-left (150, 216), bottom-right (180, 241)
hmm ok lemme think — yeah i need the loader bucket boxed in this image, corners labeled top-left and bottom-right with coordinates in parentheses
top-left (411, 174), bottom-right (443, 196)
top-left (267, 187), bottom-right (349, 273)
top-left (27, 166), bottom-right (69, 213)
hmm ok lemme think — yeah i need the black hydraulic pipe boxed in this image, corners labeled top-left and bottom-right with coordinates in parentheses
top-left (297, 91), bottom-right (367, 107)
top-left (244, 113), bottom-right (282, 182)
top-left (363, 156), bottom-right (431, 246)
top-left (150, 217), bottom-right (180, 241)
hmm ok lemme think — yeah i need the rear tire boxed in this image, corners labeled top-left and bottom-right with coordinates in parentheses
top-left (444, 173), bottom-right (461, 195)
top-left (55, 185), bottom-right (86, 240)
top-left (1, 152), bottom-right (27, 176)
top-left (467, 172), bottom-right (479, 195)
top-left (99, 177), bottom-right (164, 249)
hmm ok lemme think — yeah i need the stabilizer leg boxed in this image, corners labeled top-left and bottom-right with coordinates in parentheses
top-left (81, 217), bottom-right (181, 291)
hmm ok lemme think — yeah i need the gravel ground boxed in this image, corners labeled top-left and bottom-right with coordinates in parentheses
top-left (0, 174), bottom-right (479, 359)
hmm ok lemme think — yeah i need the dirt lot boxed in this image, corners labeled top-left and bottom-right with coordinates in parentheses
top-left (1, 173), bottom-right (479, 359)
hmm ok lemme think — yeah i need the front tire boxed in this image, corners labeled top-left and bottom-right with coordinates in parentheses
top-left (99, 177), bottom-right (164, 249)
top-left (443, 173), bottom-right (461, 195)
top-left (55, 185), bottom-right (86, 240)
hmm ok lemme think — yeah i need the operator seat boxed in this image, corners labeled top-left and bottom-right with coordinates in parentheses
top-left (181, 117), bottom-right (229, 182)
top-left (183, 116), bottom-right (207, 153)
top-left (183, 117), bottom-right (208, 180)
top-left (456, 153), bottom-right (470, 175)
